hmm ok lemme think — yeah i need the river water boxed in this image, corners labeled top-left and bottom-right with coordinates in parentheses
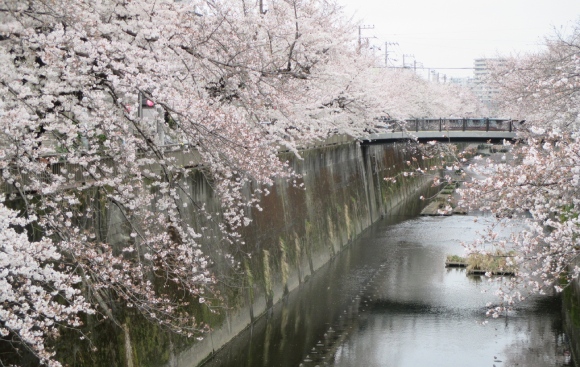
top-left (202, 193), bottom-right (574, 367)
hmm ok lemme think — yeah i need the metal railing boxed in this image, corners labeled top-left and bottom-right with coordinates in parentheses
top-left (399, 118), bottom-right (524, 133)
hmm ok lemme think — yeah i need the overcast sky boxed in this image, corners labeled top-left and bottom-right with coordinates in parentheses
top-left (337, 0), bottom-right (580, 79)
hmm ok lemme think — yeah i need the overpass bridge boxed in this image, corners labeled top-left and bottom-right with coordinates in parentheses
top-left (364, 118), bottom-right (523, 143)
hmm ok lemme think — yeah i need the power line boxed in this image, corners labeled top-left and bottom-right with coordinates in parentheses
top-left (384, 41), bottom-right (398, 67)
top-left (402, 54), bottom-right (414, 68)
top-left (358, 25), bottom-right (375, 50)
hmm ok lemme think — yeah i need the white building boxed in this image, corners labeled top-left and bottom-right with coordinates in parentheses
top-left (472, 58), bottom-right (505, 113)
top-left (449, 76), bottom-right (474, 88)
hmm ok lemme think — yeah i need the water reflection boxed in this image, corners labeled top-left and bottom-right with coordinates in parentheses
top-left (202, 213), bottom-right (573, 367)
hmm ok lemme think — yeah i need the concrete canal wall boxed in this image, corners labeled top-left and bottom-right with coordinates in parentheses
top-left (31, 140), bottom-right (446, 367)
top-left (160, 141), bottom-right (442, 367)
top-left (163, 140), bottom-right (580, 367)
top-left (564, 268), bottom-right (580, 364)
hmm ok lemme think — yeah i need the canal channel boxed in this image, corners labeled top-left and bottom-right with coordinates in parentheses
top-left (201, 183), bottom-right (573, 367)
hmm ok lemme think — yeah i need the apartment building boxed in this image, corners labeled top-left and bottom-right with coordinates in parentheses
top-left (472, 58), bottom-right (505, 112)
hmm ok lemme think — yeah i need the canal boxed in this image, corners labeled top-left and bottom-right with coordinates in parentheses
top-left (201, 190), bottom-right (573, 367)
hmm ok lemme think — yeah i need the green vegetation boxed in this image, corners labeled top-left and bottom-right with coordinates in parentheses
top-left (446, 254), bottom-right (466, 263)
top-left (559, 204), bottom-right (579, 223)
top-left (466, 250), bottom-right (517, 275)
top-left (446, 251), bottom-right (518, 275)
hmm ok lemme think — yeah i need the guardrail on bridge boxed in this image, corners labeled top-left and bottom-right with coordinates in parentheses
top-left (365, 118), bottom-right (524, 143)
top-left (404, 118), bottom-right (523, 133)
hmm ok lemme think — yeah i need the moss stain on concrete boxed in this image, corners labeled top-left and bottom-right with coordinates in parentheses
top-left (21, 141), bottom-right (462, 367)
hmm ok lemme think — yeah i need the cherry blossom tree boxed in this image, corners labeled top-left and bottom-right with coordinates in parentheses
top-left (459, 20), bottom-right (580, 315)
top-left (373, 69), bottom-right (483, 120)
top-left (0, 0), bottom-right (484, 364)
top-left (489, 23), bottom-right (580, 131)
top-left (0, 201), bottom-right (93, 366)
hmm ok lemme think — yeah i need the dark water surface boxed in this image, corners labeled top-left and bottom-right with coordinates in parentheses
top-left (202, 202), bottom-right (573, 367)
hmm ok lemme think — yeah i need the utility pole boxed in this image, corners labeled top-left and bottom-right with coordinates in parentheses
top-left (358, 25), bottom-right (375, 51)
top-left (402, 54), bottom-right (414, 69)
top-left (384, 41), bottom-right (398, 68)
top-left (431, 70), bottom-right (440, 83)
top-left (413, 61), bottom-right (424, 76)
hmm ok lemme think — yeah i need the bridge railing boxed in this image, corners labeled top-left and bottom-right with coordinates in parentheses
top-left (416, 119), bottom-right (440, 131)
top-left (405, 118), bottom-right (523, 133)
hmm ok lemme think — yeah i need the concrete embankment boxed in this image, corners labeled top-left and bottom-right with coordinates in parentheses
top-left (564, 269), bottom-right (580, 364)
top-left (163, 140), bottom-right (443, 367)
top-left (31, 140), bottom-right (445, 367)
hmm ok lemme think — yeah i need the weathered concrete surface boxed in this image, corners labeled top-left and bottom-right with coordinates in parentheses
top-left (3, 139), bottom-right (449, 367)
top-left (163, 141), bottom-right (440, 367)
top-left (564, 271), bottom-right (580, 365)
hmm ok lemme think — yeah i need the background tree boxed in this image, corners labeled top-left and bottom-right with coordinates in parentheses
top-left (489, 23), bottom-right (580, 132)
top-left (460, 20), bottom-right (580, 315)
top-left (374, 70), bottom-right (482, 119)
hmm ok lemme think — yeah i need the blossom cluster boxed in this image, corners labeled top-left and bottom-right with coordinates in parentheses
top-left (0, 0), bottom-right (482, 364)
top-left (460, 21), bottom-right (580, 315)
